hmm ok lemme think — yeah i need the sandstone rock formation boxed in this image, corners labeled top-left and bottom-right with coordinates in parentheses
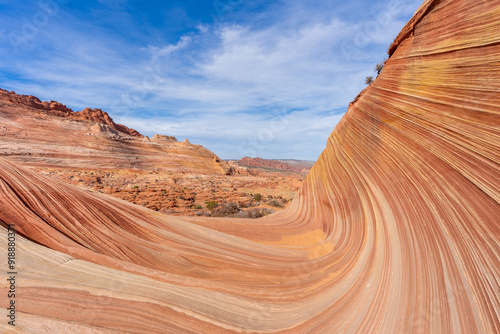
top-left (0, 88), bottom-right (141, 137)
top-left (152, 134), bottom-right (178, 142)
top-left (73, 107), bottom-right (142, 137)
top-left (0, 88), bottom-right (302, 216)
top-left (0, 88), bottom-right (228, 173)
top-left (0, 0), bottom-right (499, 332)
top-left (0, 88), bottom-right (253, 215)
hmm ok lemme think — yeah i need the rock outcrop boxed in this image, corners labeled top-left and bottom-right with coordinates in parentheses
top-left (73, 107), bottom-right (142, 137)
top-left (152, 134), bottom-right (178, 142)
top-left (237, 157), bottom-right (314, 173)
top-left (0, 88), bottom-right (73, 115)
top-left (0, 0), bottom-right (499, 333)
top-left (0, 88), bottom-right (142, 137)
top-left (0, 89), bottom-right (229, 174)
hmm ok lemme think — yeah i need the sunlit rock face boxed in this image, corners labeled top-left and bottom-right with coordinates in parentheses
top-left (0, 88), bottom-right (233, 174)
top-left (0, 0), bottom-right (499, 333)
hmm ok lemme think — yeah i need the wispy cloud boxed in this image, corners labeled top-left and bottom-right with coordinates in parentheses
top-left (0, 0), bottom-right (422, 160)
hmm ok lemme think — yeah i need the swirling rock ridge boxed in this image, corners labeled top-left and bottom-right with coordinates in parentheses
top-left (0, 0), bottom-right (499, 332)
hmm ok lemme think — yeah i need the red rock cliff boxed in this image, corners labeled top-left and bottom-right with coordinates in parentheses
top-left (0, 88), bottom-right (142, 137)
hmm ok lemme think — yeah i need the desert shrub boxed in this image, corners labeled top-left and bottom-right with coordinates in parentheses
top-left (238, 200), bottom-right (252, 208)
top-left (253, 193), bottom-right (262, 202)
top-left (211, 202), bottom-right (240, 217)
top-left (365, 76), bottom-right (374, 85)
top-left (233, 207), bottom-right (275, 219)
top-left (375, 62), bottom-right (384, 75)
top-left (251, 207), bottom-right (274, 218)
top-left (194, 204), bottom-right (202, 210)
top-left (246, 208), bottom-right (262, 219)
top-left (268, 199), bottom-right (284, 207)
top-left (205, 200), bottom-right (217, 210)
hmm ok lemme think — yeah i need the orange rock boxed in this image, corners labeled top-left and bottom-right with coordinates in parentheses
top-left (0, 0), bottom-right (499, 332)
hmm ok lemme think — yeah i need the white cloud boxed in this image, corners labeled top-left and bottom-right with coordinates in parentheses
top-left (196, 24), bottom-right (209, 34)
top-left (147, 35), bottom-right (192, 60)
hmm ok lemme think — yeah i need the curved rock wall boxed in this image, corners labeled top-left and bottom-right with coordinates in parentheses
top-left (0, 0), bottom-right (499, 332)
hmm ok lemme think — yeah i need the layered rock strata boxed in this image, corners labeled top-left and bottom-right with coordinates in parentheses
top-left (0, 0), bottom-right (499, 332)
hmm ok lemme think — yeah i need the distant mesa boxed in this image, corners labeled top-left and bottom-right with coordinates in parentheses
top-left (237, 156), bottom-right (314, 173)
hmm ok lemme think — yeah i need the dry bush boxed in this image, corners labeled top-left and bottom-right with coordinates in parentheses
top-left (268, 199), bottom-right (284, 207)
top-left (211, 202), bottom-right (240, 217)
top-left (232, 207), bottom-right (275, 219)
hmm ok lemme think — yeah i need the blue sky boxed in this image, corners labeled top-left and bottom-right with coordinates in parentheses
top-left (0, 0), bottom-right (422, 160)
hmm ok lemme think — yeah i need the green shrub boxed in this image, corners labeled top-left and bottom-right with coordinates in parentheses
top-left (205, 201), bottom-right (217, 210)
top-left (253, 193), bottom-right (262, 202)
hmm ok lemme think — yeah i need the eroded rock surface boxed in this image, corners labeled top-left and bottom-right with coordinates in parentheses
top-left (0, 0), bottom-right (499, 332)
